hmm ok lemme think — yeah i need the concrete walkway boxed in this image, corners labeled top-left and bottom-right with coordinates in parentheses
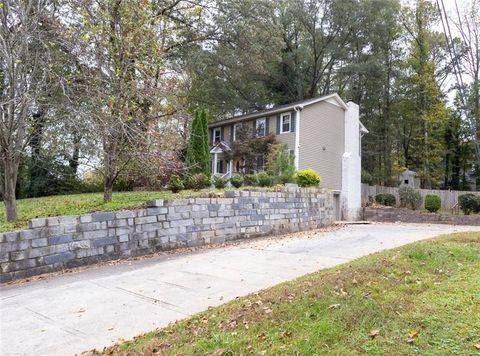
top-left (2, 223), bottom-right (479, 356)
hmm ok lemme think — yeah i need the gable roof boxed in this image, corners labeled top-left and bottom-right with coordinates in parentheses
top-left (209, 93), bottom-right (349, 128)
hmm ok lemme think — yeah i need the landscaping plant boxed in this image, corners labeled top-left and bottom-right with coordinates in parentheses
top-left (374, 193), bottom-right (396, 206)
top-left (243, 174), bottom-right (259, 186)
top-left (256, 172), bottom-right (274, 187)
top-left (424, 194), bottom-right (441, 212)
top-left (230, 175), bottom-right (243, 188)
top-left (295, 169), bottom-right (321, 187)
top-left (398, 186), bottom-right (423, 210)
top-left (168, 175), bottom-right (184, 193)
top-left (189, 173), bottom-right (210, 191)
top-left (213, 175), bottom-right (227, 189)
top-left (266, 144), bottom-right (296, 184)
top-left (458, 193), bottom-right (480, 215)
top-left (185, 110), bottom-right (211, 179)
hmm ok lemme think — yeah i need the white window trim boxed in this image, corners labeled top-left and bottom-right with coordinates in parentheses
top-left (233, 123), bottom-right (242, 141)
top-left (280, 113), bottom-right (291, 134)
top-left (213, 127), bottom-right (221, 142)
top-left (256, 118), bottom-right (266, 137)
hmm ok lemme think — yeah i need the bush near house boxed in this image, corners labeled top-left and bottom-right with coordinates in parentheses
top-left (374, 193), bottom-right (396, 206)
top-left (266, 143), bottom-right (296, 184)
top-left (213, 175), bottom-right (227, 189)
top-left (167, 175), bottom-right (184, 193)
top-left (424, 194), bottom-right (441, 212)
top-left (187, 173), bottom-right (210, 191)
top-left (398, 186), bottom-right (422, 210)
top-left (230, 175), bottom-right (243, 188)
top-left (458, 194), bottom-right (480, 215)
top-left (295, 169), bottom-right (321, 187)
top-left (243, 174), bottom-right (259, 186)
top-left (257, 172), bottom-right (275, 187)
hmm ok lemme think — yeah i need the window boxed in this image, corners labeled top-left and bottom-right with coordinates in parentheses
top-left (404, 179), bottom-right (409, 185)
top-left (213, 128), bottom-right (221, 143)
top-left (233, 123), bottom-right (242, 141)
top-left (216, 160), bottom-right (224, 174)
top-left (256, 118), bottom-right (266, 137)
top-left (281, 113), bottom-right (291, 133)
top-left (256, 155), bottom-right (265, 172)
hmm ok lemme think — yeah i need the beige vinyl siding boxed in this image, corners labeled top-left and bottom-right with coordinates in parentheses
top-left (298, 101), bottom-right (345, 190)
top-left (270, 113), bottom-right (295, 151)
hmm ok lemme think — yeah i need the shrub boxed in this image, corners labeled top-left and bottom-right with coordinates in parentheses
top-left (230, 175), bottom-right (243, 188)
top-left (168, 175), bottom-right (184, 193)
top-left (189, 173), bottom-right (210, 191)
top-left (375, 193), bottom-right (396, 207)
top-left (295, 169), bottom-right (321, 187)
top-left (243, 174), bottom-right (259, 186)
top-left (458, 193), bottom-right (479, 215)
top-left (213, 175), bottom-right (227, 189)
top-left (266, 144), bottom-right (296, 184)
top-left (398, 186), bottom-right (423, 210)
top-left (257, 172), bottom-right (274, 187)
top-left (424, 194), bottom-right (441, 213)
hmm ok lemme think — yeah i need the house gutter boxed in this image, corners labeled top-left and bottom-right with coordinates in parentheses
top-left (294, 105), bottom-right (303, 169)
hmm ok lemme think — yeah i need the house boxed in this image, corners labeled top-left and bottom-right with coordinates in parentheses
top-left (208, 93), bottom-right (368, 220)
top-left (399, 169), bottom-right (420, 188)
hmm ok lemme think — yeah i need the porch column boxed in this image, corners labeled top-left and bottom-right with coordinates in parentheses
top-left (213, 153), bottom-right (218, 175)
top-left (229, 159), bottom-right (233, 177)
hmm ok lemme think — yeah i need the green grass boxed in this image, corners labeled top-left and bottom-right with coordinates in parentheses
top-left (0, 189), bottom-right (227, 233)
top-left (100, 232), bottom-right (480, 355)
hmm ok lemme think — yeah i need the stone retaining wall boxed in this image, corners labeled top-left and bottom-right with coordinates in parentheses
top-left (363, 207), bottom-right (480, 225)
top-left (0, 188), bottom-right (333, 282)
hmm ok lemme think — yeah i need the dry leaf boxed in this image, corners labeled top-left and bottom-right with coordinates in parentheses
top-left (409, 330), bottom-right (419, 338)
top-left (328, 303), bottom-right (341, 309)
top-left (212, 349), bottom-right (226, 356)
top-left (474, 344), bottom-right (480, 350)
top-left (368, 329), bottom-right (380, 338)
top-left (258, 332), bottom-right (267, 341)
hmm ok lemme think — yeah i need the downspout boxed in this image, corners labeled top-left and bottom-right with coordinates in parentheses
top-left (294, 105), bottom-right (303, 169)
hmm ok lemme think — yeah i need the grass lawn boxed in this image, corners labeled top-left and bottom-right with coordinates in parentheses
top-left (100, 232), bottom-right (480, 355)
top-left (0, 189), bottom-right (226, 233)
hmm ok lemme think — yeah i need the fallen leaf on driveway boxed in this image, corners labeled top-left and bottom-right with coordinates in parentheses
top-left (368, 329), bottom-right (380, 338)
top-left (77, 308), bottom-right (85, 313)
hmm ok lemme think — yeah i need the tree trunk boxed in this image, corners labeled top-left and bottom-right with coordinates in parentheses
top-left (103, 177), bottom-right (113, 202)
top-left (3, 158), bottom-right (18, 222)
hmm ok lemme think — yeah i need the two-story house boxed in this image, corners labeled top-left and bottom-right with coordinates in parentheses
top-left (208, 93), bottom-right (367, 219)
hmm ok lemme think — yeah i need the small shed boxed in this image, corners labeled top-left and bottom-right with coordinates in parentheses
top-left (399, 169), bottom-right (420, 188)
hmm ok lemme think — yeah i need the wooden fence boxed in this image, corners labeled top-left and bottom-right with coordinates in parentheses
top-left (361, 184), bottom-right (480, 209)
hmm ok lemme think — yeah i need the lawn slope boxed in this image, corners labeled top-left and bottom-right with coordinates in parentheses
top-left (100, 232), bottom-right (480, 355)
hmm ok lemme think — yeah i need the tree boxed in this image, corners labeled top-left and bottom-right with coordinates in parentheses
top-left (266, 143), bottom-right (296, 183)
top-left (186, 110), bottom-right (210, 177)
top-left (0, 0), bottom-right (53, 221)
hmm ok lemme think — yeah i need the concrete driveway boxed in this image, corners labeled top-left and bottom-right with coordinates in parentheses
top-left (1, 223), bottom-right (479, 356)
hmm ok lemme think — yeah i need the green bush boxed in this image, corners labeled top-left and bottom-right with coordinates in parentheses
top-left (295, 169), bottom-right (321, 187)
top-left (168, 175), bottom-right (184, 193)
top-left (213, 175), bottom-right (227, 189)
top-left (230, 175), bottom-right (243, 188)
top-left (458, 194), bottom-right (480, 215)
top-left (189, 173), bottom-right (210, 191)
top-left (375, 193), bottom-right (396, 206)
top-left (257, 172), bottom-right (274, 187)
top-left (243, 174), bottom-right (259, 186)
top-left (398, 186), bottom-right (423, 210)
top-left (424, 194), bottom-right (441, 212)
top-left (266, 144), bottom-right (296, 184)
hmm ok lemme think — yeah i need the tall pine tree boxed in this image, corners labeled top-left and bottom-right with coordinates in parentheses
top-left (186, 110), bottom-right (211, 178)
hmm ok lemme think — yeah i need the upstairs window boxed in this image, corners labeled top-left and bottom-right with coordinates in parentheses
top-left (213, 127), bottom-right (221, 143)
top-left (233, 123), bottom-right (242, 141)
top-left (256, 118), bottom-right (266, 137)
top-left (281, 113), bottom-right (291, 133)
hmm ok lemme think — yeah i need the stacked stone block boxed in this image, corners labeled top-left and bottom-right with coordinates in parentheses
top-left (0, 188), bottom-right (333, 282)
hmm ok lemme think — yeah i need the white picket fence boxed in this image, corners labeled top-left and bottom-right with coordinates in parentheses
top-left (361, 184), bottom-right (480, 210)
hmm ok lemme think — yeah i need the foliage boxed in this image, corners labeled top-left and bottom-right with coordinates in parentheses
top-left (295, 169), bottom-right (321, 187)
top-left (213, 176), bottom-right (227, 189)
top-left (243, 174), bottom-right (259, 187)
top-left (230, 175), bottom-right (244, 188)
top-left (458, 194), bottom-right (480, 215)
top-left (168, 175), bottom-right (184, 193)
top-left (186, 110), bottom-right (211, 178)
top-left (424, 194), bottom-right (441, 212)
top-left (375, 193), bottom-right (396, 207)
top-left (229, 125), bottom-right (276, 174)
top-left (256, 172), bottom-right (274, 187)
top-left (103, 232), bottom-right (480, 355)
top-left (398, 186), bottom-right (423, 210)
top-left (188, 173), bottom-right (210, 191)
top-left (266, 144), bottom-right (296, 184)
